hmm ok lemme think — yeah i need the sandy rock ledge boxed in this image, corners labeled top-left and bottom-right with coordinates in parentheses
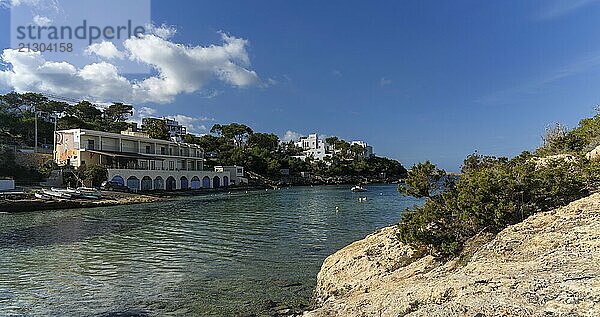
top-left (304, 193), bottom-right (600, 316)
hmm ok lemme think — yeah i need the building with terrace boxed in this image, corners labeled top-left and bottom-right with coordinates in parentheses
top-left (292, 133), bottom-right (333, 161)
top-left (54, 128), bottom-right (236, 191)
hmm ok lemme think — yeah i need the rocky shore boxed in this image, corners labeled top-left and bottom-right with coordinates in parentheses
top-left (0, 192), bottom-right (163, 213)
top-left (304, 193), bottom-right (600, 316)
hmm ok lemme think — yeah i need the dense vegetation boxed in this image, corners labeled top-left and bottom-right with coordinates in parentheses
top-left (397, 112), bottom-right (600, 258)
top-left (0, 92), bottom-right (134, 148)
top-left (185, 123), bottom-right (407, 181)
top-left (536, 112), bottom-right (600, 156)
top-left (0, 92), bottom-right (406, 183)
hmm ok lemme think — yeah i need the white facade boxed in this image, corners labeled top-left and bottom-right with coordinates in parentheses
top-left (54, 129), bottom-right (234, 191)
top-left (290, 133), bottom-right (374, 160)
top-left (293, 133), bottom-right (332, 161)
top-left (214, 165), bottom-right (247, 185)
top-left (351, 140), bottom-right (374, 158)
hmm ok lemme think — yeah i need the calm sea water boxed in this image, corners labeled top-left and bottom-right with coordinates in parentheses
top-left (0, 184), bottom-right (420, 316)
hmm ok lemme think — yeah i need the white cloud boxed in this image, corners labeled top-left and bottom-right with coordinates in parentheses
top-left (536, 0), bottom-right (599, 20)
top-left (3, 0), bottom-right (58, 10)
top-left (166, 114), bottom-right (208, 135)
top-left (137, 106), bottom-right (157, 117)
top-left (129, 106), bottom-right (157, 126)
top-left (32, 14), bottom-right (52, 26)
top-left (85, 41), bottom-right (126, 60)
top-left (282, 130), bottom-right (303, 142)
top-left (0, 30), bottom-right (261, 104)
top-left (145, 23), bottom-right (177, 39)
top-left (380, 77), bottom-right (392, 86)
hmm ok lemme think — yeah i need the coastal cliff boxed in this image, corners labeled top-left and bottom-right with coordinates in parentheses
top-left (305, 193), bottom-right (600, 316)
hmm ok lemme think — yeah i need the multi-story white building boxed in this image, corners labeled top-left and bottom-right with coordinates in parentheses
top-left (293, 133), bottom-right (333, 161)
top-left (54, 128), bottom-right (238, 191)
top-left (291, 133), bottom-right (374, 161)
top-left (350, 140), bottom-right (374, 158)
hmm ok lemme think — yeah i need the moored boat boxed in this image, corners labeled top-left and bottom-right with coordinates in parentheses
top-left (351, 185), bottom-right (367, 192)
top-left (42, 188), bottom-right (72, 199)
top-left (76, 187), bottom-right (102, 199)
top-left (34, 192), bottom-right (53, 200)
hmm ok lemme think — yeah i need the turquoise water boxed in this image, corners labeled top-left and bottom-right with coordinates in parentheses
top-left (0, 184), bottom-right (420, 316)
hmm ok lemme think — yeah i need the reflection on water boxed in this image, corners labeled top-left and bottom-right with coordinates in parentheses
top-left (0, 185), bottom-right (420, 316)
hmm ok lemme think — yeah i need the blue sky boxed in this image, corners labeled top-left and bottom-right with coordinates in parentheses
top-left (2, 0), bottom-right (600, 171)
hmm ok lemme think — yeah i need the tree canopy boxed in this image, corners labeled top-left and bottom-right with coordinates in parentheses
top-left (0, 92), bottom-right (135, 148)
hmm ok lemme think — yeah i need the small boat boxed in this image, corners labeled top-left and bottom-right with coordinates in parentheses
top-left (77, 187), bottom-right (102, 199)
top-left (51, 187), bottom-right (81, 197)
top-left (351, 185), bottom-right (367, 192)
top-left (77, 193), bottom-right (100, 199)
top-left (34, 192), bottom-right (53, 200)
top-left (42, 188), bottom-right (72, 199)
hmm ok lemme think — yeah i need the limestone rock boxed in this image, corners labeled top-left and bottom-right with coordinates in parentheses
top-left (305, 193), bottom-right (600, 316)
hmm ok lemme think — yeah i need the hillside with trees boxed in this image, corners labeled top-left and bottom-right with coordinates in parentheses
top-left (185, 122), bottom-right (407, 184)
top-left (0, 92), bottom-right (406, 184)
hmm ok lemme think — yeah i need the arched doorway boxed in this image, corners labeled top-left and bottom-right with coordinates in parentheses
top-left (223, 176), bottom-right (229, 187)
top-left (154, 176), bottom-right (164, 190)
top-left (166, 176), bottom-right (176, 191)
top-left (213, 176), bottom-right (220, 188)
top-left (202, 176), bottom-right (211, 188)
top-left (141, 176), bottom-right (153, 191)
top-left (111, 175), bottom-right (124, 186)
top-left (126, 176), bottom-right (140, 192)
top-left (180, 176), bottom-right (189, 190)
top-left (191, 176), bottom-right (201, 189)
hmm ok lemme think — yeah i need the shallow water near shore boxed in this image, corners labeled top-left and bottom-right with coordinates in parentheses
top-left (0, 184), bottom-right (420, 316)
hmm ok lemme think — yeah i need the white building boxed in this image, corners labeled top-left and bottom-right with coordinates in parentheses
top-left (54, 128), bottom-right (235, 191)
top-left (214, 165), bottom-right (247, 185)
top-left (293, 133), bottom-right (332, 161)
top-left (290, 133), bottom-right (374, 161)
top-left (351, 140), bottom-right (374, 158)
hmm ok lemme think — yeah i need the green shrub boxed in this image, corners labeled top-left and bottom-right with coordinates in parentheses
top-left (77, 164), bottom-right (108, 187)
top-left (398, 153), bottom-right (594, 258)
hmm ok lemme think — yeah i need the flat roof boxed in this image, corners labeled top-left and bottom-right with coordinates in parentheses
top-left (56, 128), bottom-right (202, 148)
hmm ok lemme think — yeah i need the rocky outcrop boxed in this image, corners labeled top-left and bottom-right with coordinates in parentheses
top-left (305, 193), bottom-right (600, 316)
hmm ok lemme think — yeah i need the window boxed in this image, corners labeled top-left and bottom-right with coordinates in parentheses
top-left (150, 161), bottom-right (155, 170)
top-left (161, 147), bottom-right (166, 155)
top-left (169, 148), bottom-right (173, 155)
top-left (87, 139), bottom-right (95, 150)
top-left (169, 161), bottom-right (174, 170)
top-left (197, 161), bottom-right (203, 171)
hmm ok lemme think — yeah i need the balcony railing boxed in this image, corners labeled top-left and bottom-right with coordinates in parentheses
top-left (82, 144), bottom-right (204, 158)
